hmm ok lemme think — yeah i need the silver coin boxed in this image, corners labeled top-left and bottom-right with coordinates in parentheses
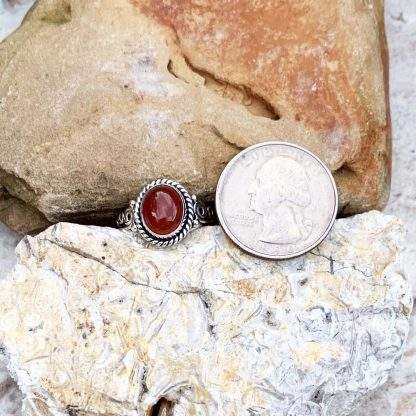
top-left (215, 142), bottom-right (338, 259)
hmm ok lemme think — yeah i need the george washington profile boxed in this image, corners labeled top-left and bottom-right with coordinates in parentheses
top-left (248, 156), bottom-right (313, 244)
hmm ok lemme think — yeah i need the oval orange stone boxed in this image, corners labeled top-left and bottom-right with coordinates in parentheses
top-left (141, 185), bottom-right (184, 236)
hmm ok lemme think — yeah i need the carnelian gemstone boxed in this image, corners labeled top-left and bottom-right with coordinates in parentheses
top-left (141, 185), bottom-right (184, 236)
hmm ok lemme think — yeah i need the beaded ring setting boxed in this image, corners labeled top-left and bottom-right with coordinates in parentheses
top-left (117, 179), bottom-right (216, 247)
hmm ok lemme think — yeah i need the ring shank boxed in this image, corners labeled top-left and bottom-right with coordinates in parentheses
top-left (116, 200), bottom-right (137, 231)
top-left (194, 198), bottom-right (217, 226)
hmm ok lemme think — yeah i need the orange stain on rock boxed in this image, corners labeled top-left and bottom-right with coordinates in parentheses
top-left (134, 0), bottom-right (390, 212)
top-left (137, 1), bottom-right (361, 135)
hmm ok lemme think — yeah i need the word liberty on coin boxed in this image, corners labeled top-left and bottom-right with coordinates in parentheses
top-left (216, 142), bottom-right (338, 259)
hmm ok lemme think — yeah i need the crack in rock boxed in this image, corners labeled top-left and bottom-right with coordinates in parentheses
top-left (0, 212), bottom-right (411, 416)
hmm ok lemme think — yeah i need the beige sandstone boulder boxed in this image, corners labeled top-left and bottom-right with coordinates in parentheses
top-left (0, 0), bottom-right (391, 233)
top-left (0, 211), bottom-right (412, 415)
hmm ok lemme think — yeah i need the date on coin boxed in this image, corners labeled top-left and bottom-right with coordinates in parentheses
top-left (215, 142), bottom-right (338, 259)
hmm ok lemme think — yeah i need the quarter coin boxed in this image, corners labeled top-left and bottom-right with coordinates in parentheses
top-left (215, 142), bottom-right (338, 259)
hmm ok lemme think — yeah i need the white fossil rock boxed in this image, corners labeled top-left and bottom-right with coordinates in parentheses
top-left (0, 211), bottom-right (412, 416)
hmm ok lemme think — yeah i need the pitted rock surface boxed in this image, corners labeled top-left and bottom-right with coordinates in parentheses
top-left (0, 211), bottom-right (411, 415)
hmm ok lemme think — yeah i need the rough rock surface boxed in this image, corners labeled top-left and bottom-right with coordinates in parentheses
top-left (352, 1), bottom-right (416, 414)
top-left (0, 0), bottom-right (391, 233)
top-left (384, 0), bottom-right (416, 289)
top-left (0, 212), bottom-right (412, 416)
top-left (351, 312), bottom-right (416, 416)
top-left (0, 358), bottom-right (22, 416)
top-left (0, 222), bottom-right (20, 280)
top-left (0, 222), bottom-right (22, 416)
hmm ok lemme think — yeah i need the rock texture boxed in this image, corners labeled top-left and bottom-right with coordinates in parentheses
top-left (351, 311), bottom-right (416, 416)
top-left (0, 0), bottom-right (391, 233)
top-left (0, 222), bottom-right (20, 280)
top-left (384, 0), bottom-right (416, 291)
top-left (0, 222), bottom-right (22, 416)
top-left (351, 2), bottom-right (416, 414)
top-left (0, 211), bottom-right (412, 416)
top-left (0, 358), bottom-right (22, 416)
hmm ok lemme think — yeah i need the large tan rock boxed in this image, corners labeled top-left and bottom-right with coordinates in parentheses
top-left (0, 0), bottom-right (391, 233)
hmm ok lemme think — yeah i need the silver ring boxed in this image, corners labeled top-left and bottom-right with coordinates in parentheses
top-left (117, 179), bottom-right (216, 247)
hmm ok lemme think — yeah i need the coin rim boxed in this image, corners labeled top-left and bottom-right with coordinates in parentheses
top-left (215, 141), bottom-right (339, 260)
